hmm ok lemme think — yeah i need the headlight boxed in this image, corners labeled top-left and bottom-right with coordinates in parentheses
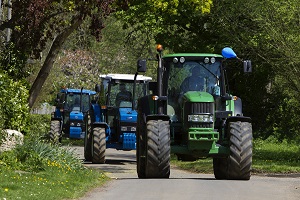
top-left (188, 114), bottom-right (213, 123)
top-left (121, 126), bottom-right (127, 131)
top-left (70, 122), bottom-right (82, 126)
top-left (121, 126), bottom-right (136, 132)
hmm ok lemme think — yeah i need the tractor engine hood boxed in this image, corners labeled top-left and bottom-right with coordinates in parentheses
top-left (70, 111), bottom-right (84, 121)
top-left (183, 91), bottom-right (215, 103)
top-left (119, 108), bottom-right (137, 122)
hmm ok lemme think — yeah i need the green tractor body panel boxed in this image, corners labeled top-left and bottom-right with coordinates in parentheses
top-left (183, 91), bottom-right (214, 102)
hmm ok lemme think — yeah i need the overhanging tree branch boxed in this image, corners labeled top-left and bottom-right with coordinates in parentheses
top-left (28, 14), bottom-right (84, 108)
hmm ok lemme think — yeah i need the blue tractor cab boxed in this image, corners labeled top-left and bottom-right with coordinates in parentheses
top-left (50, 88), bottom-right (96, 142)
top-left (84, 74), bottom-right (152, 163)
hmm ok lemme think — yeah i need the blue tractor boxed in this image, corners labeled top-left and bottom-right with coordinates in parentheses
top-left (84, 74), bottom-right (152, 163)
top-left (49, 88), bottom-right (96, 143)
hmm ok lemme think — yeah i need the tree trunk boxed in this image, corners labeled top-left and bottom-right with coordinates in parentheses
top-left (28, 15), bottom-right (84, 108)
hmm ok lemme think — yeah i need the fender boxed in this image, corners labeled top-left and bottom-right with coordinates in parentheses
top-left (226, 116), bottom-right (251, 123)
top-left (90, 103), bottom-right (102, 123)
top-left (138, 95), bottom-right (170, 123)
top-left (233, 97), bottom-right (243, 116)
top-left (146, 114), bottom-right (170, 123)
top-left (92, 121), bottom-right (110, 130)
top-left (51, 117), bottom-right (62, 122)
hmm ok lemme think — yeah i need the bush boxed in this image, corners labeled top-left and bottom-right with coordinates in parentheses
top-left (25, 114), bottom-right (51, 139)
top-left (0, 72), bottom-right (29, 132)
top-left (0, 139), bottom-right (84, 173)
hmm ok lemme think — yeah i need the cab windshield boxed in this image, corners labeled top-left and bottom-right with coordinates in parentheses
top-left (106, 81), bottom-right (148, 107)
top-left (167, 60), bottom-right (221, 97)
top-left (65, 93), bottom-right (91, 112)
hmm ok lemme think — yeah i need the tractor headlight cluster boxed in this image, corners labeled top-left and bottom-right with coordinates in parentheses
top-left (204, 57), bottom-right (216, 64)
top-left (188, 114), bottom-right (213, 123)
top-left (70, 122), bottom-right (82, 126)
top-left (121, 126), bottom-right (136, 132)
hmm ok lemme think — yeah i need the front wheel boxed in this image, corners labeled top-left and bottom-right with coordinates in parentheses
top-left (145, 120), bottom-right (170, 178)
top-left (213, 121), bottom-right (252, 180)
top-left (49, 120), bottom-right (61, 143)
top-left (92, 127), bottom-right (106, 164)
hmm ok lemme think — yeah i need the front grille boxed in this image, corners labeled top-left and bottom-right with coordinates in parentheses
top-left (185, 102), bottom-right (214, 128)
top-left (189, 102), bottom-right (214, 114)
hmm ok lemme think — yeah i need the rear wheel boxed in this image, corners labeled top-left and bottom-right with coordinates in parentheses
top-left (145, 120), bottom-right (170, 178)
top-left (92, 127), bottom-right (106, 164)
top-left (213, 121), bottom-right (252, 180)
top-left (49, 120), bottom-right (61, 143)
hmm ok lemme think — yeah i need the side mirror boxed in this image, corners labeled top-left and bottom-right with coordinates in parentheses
top-left (95, 84), bottom-right (101, 92)
top-left (137, 59), bottom-right (147, 72)
top-left (221, 47), bottom-right (237, 59)
top-left (243, 60), bottom-right (252, 73)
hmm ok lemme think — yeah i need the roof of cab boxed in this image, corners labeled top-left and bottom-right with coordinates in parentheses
top-left (60, 88), bottom-right (96, 95)
top-left (163, 53), bottom-right (223, 58)
top-left (100, 74), bottom-right (152, 81)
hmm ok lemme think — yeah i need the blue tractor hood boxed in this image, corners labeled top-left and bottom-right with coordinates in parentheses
top-left (70, 111), bottom-right (84, 121)
top-left (119, 108), bottom-right (137, 122)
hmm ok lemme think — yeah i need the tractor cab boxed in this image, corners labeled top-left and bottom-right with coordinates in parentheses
top-left (97, 74), bottom-right (152, 146)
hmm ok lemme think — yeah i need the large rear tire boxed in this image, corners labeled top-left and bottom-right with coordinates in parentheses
top-left (84, 114), bottom-right (92, 161)
top-left (145, 120), bottom-right (170, 178)
top-left (92, 127), bottom-right (106, 164)
top-left (213, 121), bottom-right (252, 180)
top-left (49, 120), bottom-right (61, 143)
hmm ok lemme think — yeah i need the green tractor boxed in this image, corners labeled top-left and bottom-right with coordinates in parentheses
top-left (135, 45), bottom-right (253, 179)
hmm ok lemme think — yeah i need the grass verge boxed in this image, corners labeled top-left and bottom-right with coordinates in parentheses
top-left (0, 134), bottom-right (109, 200)
top-left (171, 138), bottom-right (300, 175)
top-left (0, 167), bottom-right (109, 200)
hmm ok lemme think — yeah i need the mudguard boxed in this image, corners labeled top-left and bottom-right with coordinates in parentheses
top-left (91, 103), bottom-right (102, 122)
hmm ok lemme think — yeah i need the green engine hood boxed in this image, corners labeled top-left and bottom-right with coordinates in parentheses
top-left (183, 91), bottom-right (214, 103)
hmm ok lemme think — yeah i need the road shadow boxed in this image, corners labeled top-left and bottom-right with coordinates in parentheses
top-left (103, 177), bottom-right (218, 180)
top-left (83, 158), bottom-right (136, 165)
top-left (105, 159), bottom-right (136, 165)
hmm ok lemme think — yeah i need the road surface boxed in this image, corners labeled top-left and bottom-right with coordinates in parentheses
top-left (70, 146), bottom-right (300, 200)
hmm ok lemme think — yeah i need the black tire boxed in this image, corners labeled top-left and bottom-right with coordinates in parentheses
top-left (145, 120), bottom-right (170, 178)
top-left (49, 120), bottom-right (61, 143)
top-left (213, 157), bottom-right (228, 180)
top-left (137, 109), bottom-right (146, 178)
top-left (84, 114), bottom-right (92, 161)
top-left (213, 121), bottom-right (252, 180)
top-left (92, 127), bottom-right (106, 164)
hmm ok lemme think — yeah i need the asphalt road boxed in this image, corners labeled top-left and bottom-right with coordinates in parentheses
top-left (70, 146), bottom-right (300, 200)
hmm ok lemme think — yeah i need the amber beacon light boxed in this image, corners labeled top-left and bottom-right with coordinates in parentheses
top-left (156, 44), bottom-right (163, 52)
